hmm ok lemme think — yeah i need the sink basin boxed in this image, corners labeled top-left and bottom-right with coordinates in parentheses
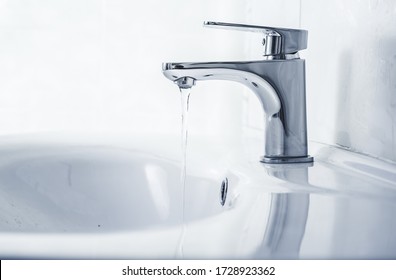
top-left (0, 133), bottom-right (395, 259)
top-left (0, 147), bottom-right (184, 233)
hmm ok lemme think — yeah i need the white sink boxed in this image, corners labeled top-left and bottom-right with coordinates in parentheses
top-left (0, 133), bottom-right (395, 259)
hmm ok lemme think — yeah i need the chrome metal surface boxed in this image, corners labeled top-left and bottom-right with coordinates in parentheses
top-left (175, 77), bottom-right (196, 89)
top-left (263, 53), bottom-right (300, 61)
top-left (204, 21), bottom-right (308, 56)
top-left (261, 155), bottom-right (314, 164)
top-left (163, 21), bottom-right (313, 164)
top-left (220, 178), bottom-right (228, 206)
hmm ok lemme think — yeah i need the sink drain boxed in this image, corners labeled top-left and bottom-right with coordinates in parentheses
top-left (220, 178), bottom-right (228, 206)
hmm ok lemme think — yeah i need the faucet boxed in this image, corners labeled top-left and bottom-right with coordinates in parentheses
top-left (163, 21), bottom-right (313, 164)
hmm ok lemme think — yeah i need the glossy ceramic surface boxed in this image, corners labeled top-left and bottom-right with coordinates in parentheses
top-left (0, 133), bottom-right (395, 259)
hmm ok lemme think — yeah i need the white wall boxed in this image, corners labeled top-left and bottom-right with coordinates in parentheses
top-left (0, 0), bottom-right (395, 162)
top-left (0, 0), bottom-right (246, 139)
top-left (301, 0), bottom-right (396, 162)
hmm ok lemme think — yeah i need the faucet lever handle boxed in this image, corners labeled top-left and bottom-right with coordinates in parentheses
top-left (204, 21), bottom-right (307, 56)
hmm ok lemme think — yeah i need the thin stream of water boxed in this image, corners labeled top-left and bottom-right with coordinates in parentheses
top-left (176, 87), bottom-right (191, 258)
top-left (180, 87), bottom-right (191, 192)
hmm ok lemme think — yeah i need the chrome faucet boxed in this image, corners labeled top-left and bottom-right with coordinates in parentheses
top-left (163, 21), bottom-right (313, 164)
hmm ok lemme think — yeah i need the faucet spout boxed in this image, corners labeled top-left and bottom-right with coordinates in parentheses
top-left (162, 59), bottom-right (313, 164)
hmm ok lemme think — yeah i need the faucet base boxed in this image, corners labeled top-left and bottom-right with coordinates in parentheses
top-left (261, 156), bottom-right (314, 164)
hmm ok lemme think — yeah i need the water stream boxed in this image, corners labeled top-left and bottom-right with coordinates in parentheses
top-left (176, 87), bottom-right (192, 258)
top-left (180, 87), bottom-right (191, 194)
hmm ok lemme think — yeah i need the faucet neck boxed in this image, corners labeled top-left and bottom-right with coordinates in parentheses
top-left (163, 59), bottom-right (313, 164)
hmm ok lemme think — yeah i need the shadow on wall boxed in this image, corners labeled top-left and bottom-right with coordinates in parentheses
top-left (335, 36), bottom-right (396, 162)
top-left (335, 50), bottom-right (353, 149)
